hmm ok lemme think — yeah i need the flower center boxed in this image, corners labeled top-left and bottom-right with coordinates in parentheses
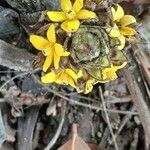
top-left (42, 49), bottom-right (50, 56)
top-left (42, 44), bottom-right (54, 56)
top-left (66, 10), bottom-right (76, 19)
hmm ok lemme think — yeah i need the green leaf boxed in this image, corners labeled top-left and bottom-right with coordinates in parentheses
top-left (99, 56), bottom-right (110, 68)
top-left (88, 69), bottom-right (102, 80)
top-left (110, 37), bottom-right (120, 48)
top-left (112, 51), bottom-right (127, 62)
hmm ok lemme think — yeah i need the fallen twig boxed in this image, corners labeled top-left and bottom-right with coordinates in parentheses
top-left (99, 86), bottom-right (119, 150)
top-left (33, 75), bottom-right (138, 115)
top-left (0, 72), bottom-right (30, 92)
top-left (106, 96), bottom-right (131, 104)
top-left (0, 69), bottom-right (40, 92)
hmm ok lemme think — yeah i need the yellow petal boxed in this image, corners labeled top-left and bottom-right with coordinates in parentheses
top-left (109, 72), bottom-right (118, 80)
top-left (61, 0), bottom-right (72, 11)
top-left (55, 72), bottom-right (69, 85)
top-left (77, 9), bottom-right (96, 19)
top-left (54, 44), bottom-right (70, 69)
top-left (113, 62), bottom-right (127, 70)
top-left (29, 35), bottom-right (50, 51)
top-left (47, 24), bottom-right (56, 43)
top-left (117, 34), bottom-right (126, 50)
top-left (54, 53), bottom-right (60, 69)
top-left (54, 43), bottom-right (64, 56)
top-left (54, 43), bottom-right (70, 56)
top-left (62, 51), bottom-right (70, 56)
top-left (120, 15), bottom-right (136, 27)
top-left (109, 23), bottom-right (120, 37)
top-left (41, 71), bottom-right (56, 83)
top-left (61, 19), bottom-right (80, 32)
top-left (77, 70), bottom-right (83, 78)
top-left (102, 64), bottom-right (118, 80)
top-left (55, 72), bottom-right (64, 84)
top-left (47, 11), bottom-right (66, 22)
top-left (43, 53), bottom-right (53, 72)
top-left (96, 80), bottom-right (109, 83)
top-left (65, 69), bottom-right (78, 80)
top-left (84, 78), bottom-right (95, 94)
top-left (113, 4), bottom-right (124, 21)
top-left (73, 0), bottom-right (83, 13)
top-left (102, 70), bottom-right (108, 80)
top-left (120, 27), bottom-right (137, 35)
top-left (68, 76), bottom-right (76, 88)
top-left (111, 7), bottom-right (116, 21)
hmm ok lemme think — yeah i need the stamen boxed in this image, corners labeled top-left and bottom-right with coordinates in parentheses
top-left (66, 10), bottom-right (76, 19)
top-left (42, 49), bottom-right (49, 56)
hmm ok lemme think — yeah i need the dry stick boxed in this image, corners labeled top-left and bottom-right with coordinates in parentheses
top-left (106, 96), bottom-right (131, 104)
top-left (33, 75), bottom-right (138, 115)
top-left (44, 101), bottom-right (66, 150)
top-left (99, 86), bottom-right (119, 150)
top-left (0, 71), bottom-right (30, 91)
top-left (0, 69), bottom-right (40, 92)
top-left (65, 92), bottom-right (99, 103)
top-left (0, 72), bottom-right (136, 115)
top-left (0, 70), bottom-right (21, 73)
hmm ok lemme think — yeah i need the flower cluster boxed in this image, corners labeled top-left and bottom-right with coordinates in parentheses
top-left (30, 24), bottom-right (70, 72)
top-left (29, 1), bottom-right (137, 94)
top-left (109, 4), bottom-right (137, 50)
top-left (47, 0), bottom-right (96, 32)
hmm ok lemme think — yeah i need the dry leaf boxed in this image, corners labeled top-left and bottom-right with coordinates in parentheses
top-left (58, 124), bottom-right (91, 150)
top-left (88, 144), bottom-right (107, 150)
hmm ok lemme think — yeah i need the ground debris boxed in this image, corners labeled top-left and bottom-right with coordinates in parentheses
top-left (0, 39), bottom-right (33, 71)
top-left (0, 0), bottom-right (149, 149)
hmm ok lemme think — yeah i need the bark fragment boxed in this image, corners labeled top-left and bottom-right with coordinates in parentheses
top-left (0, 39), bottom-right (34, 71)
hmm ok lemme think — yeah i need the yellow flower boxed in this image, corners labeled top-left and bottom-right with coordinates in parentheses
top-left (47, 0), bottom-right (96, 32)
top-left (29, 24), bottom-right (70, 72)
top-left (83, 62), bottom-right (127, 93)
top-left (41, 68), bottom-right (83, 89)
top-left (109, 4), bottom-right (137, 50)
top-left (101, 62), bottom-right (127, 81)
top-left (84, 78), bottom-right (95, 94)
